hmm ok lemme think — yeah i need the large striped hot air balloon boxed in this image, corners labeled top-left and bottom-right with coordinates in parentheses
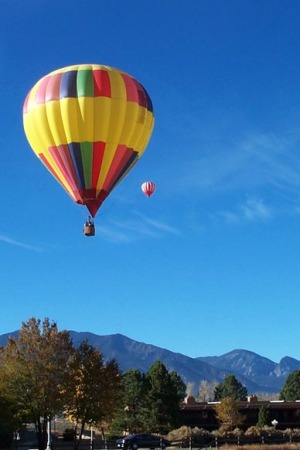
top-left (23, 64), bottom-right (155, 235)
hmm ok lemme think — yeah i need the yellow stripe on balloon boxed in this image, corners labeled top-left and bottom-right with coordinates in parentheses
top-left (59, 98), bottom-right (80, 143)
top-left (108, 68), bottom-right (127, 100)
top-left (136, 112), bottom-right (155, 151)
top-left (25, 95), bottom-right (154, 151)
top-left (77, 97), bottom-right (94, 140)
top-left (93, 97), bottom-right (112, 142)
top-left (95, 141), bottom-right (121, 193)
top-left (23, 103), bottom-right (53, 152)
top-left (45, 101), bottom-right (68, 147)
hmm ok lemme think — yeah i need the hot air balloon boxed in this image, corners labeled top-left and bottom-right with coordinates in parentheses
top-left (23, 64), bottom-right (155, 236)
top-left (141, 181), bottom-right (156, 197)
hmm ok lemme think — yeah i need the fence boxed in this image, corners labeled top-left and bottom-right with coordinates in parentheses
top-left (10, 435), bottom-right (300, 450)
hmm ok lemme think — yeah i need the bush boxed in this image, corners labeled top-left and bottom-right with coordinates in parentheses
top-left (167, 426), bottom-right (211, 441)
top-left (167, 426), bottom-right (192, 440)
top-left (245, 426), bottom-right (262, 437)
top-left (211, 428), bottom-right (243, 438)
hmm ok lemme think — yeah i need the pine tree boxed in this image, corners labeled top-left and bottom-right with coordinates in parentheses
top-left (214, 374), bottom-right (248, 401)
top-left (280, 370), bottom-right (300, 401)
top-left (257, 405), bottom-right (269, 428)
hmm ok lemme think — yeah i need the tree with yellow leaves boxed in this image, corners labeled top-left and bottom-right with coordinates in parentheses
top-left (0, 318), bottom-right (73, 450)
top-left (64, 340), bottom-right (123, 447)
top-left (215, 397), bottom-right (245, 432)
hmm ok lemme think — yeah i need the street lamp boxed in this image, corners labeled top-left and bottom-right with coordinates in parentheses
top-left (89, 420), bottom-right (94, 450)
top-left (46, 417), bottom-right (51, 450)
top-left (14, 432), bottom-right (20, 450)
top-left (271, 419), bottom-right (278, 429)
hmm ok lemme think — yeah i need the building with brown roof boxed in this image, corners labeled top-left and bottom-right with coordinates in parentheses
top-left (180, 395), bottom-right (300, 430)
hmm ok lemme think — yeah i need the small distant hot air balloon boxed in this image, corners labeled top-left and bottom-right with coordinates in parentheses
top-left (141, 181), bottom-right (156, 198)
top-left (23, 64), bottom-right (155, 236)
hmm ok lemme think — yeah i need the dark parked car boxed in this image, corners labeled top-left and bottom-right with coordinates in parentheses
top-left (116, 434), bottom-right (171, 449)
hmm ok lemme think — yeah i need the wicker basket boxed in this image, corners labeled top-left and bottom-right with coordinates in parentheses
top-left (83, 224), bottom-right (95, 237)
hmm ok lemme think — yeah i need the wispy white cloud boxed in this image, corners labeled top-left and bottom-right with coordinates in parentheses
top-left (217, 197), bottom-right (272, 225)
top-left (133, 211), bottom-right (180, 235)
top-left (95, 226), bottom-right (132, 244)
top-left (0, 234), bottom-right (43, 252)
top-left (98, 212), bottom-right (180, 243)
top-left (240, 197), bottom-right (272, 221)
top-left (179, 129), bottom-right (300, 197)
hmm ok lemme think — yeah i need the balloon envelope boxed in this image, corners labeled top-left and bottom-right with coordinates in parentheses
top-left (23, 64), bottom-right (155, 217)
top-left (141, 181), bottom-right (156, 197)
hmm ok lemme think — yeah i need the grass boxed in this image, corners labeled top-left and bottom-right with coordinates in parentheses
top-left (220, 445), bottom-right (300, 450)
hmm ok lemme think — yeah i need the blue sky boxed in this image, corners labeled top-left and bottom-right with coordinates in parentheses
top-left (1, 0), bottom-right (300, 364)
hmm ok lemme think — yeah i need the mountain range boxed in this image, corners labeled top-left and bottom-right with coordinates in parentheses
top-left (1, 330), bottom-right (300, 395)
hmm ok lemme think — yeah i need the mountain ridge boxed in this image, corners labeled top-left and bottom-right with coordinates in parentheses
top-left (1, 330), bottom-right (299, 395)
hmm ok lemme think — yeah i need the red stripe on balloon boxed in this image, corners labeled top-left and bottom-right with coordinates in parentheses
top-left (45, 73), bottom-right (63, 102)
top-left (102, 145), bottom-right (137, 193)
top-left (122, 73), bottom-right (153, 111)
top-left (39, 153), bottom-right (82, 203)
top-left (49, 145), bottom-right (80, 193)
top-left (91, 141), bottom-right (106, 186)
top-left (23, 93), bottom-right (29, 114)
top-left (122, 74), bottom-right (140, 103)
top-left (93, 69), bottom-right (111, 97)
top-left (34, 76), bottom-right (50, 105)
